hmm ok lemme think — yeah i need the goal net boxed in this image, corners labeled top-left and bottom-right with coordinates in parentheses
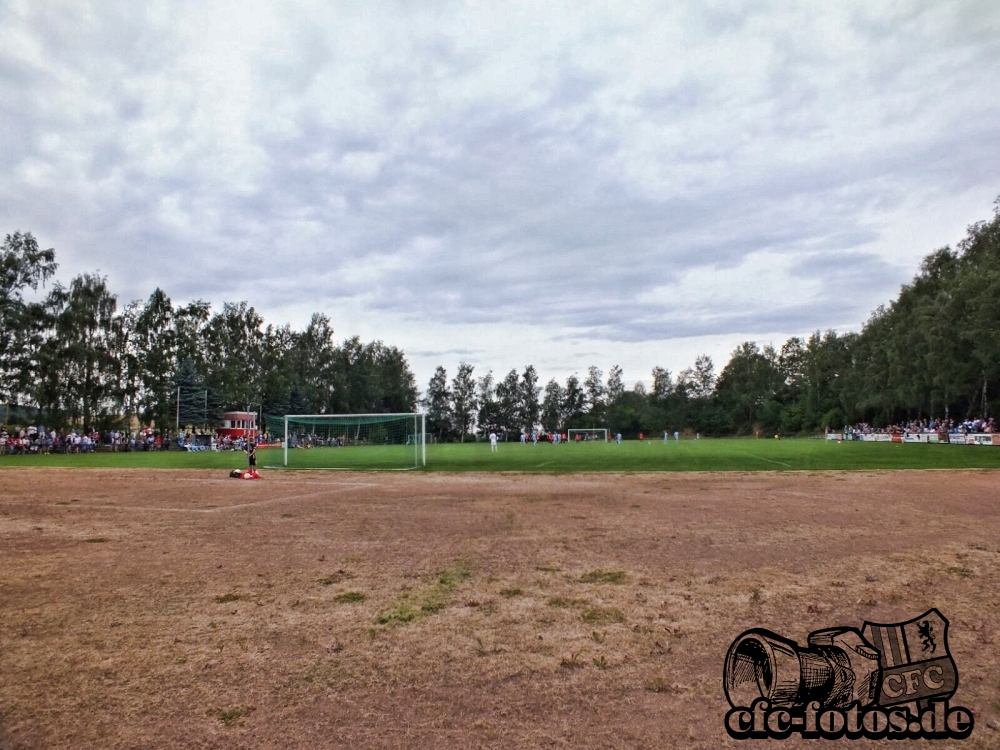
top-left (274, 413), bottom-right (426, 470)
top-left (567, 428), bottom-right (608, 442)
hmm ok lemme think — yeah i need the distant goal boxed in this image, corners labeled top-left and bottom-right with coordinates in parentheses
top-left (567, 428), bottom-right (608, 442)
top-left (274, 413), bottom-right (426, 470)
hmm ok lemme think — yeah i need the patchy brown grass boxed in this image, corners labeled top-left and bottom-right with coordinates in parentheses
top-left (1, 468), bottom-right (999, 748)
top-left (333, 591), bottom-right (366, 603)
top-left (579, 569), bottom-right (627, 584)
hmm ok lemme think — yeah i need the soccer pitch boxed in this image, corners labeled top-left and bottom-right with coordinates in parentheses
top-left (3, 438), bottom-right (1000, 472)
top-left (3, 467), bottom-right (999, 748)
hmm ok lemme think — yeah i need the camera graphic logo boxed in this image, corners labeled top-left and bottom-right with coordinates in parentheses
top-left (723, 609), bottom-right (973, 740)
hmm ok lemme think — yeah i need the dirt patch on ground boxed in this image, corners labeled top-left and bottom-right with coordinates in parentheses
top-left (1, 469), bottom-right (999, 749)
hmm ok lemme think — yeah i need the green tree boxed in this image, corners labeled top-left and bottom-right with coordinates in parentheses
top-left (0, 231), bottom-right (57, 409)
top-left (423, 366), bottom-right (451, 440)
top-left (111, 300), bottom-right (142, 424)
top-left (520, 365), bottom-right (541, 432)
top-left (43, 274), bottom-right (120, 429)
top-left (606, 389), bottom-right (658, 437)
top-left (651, 367), bottom-right (673, 402)
top-left (203, 301), bottom-right (266, 412)
top-left (562, 374), bottom-right (585, 427)
top-left (172, 358), bottom-right (222, 429)
top-left (451, 362), bottom-right (477, 441)
top-left (540, 378), bottom-right (563, 433)
top-left (494, 369), bottom-right (522, 436)
top-left (257, 323), bottom-right (297, 425)
top-left (174, 300), bottom-right (211, 374)
top-left (606, 365), bottom-right (625, 403)
top-left (287, 314), bottom-right (337, 413)
top-left (330, 337), bottom-right (416, 413)
top-left (368, 343), bottom-right (418, 413)
top-left (715, 342), bottom-right (784, 433)
top-left (691, 355), bottom-right (715, 399)
top-left (476, 371), bottom-right (499, 437)
top-left (797, 331), bottom-right (857, 429)
top-left (134, 288), bottom-right (177, 428)
top-left (584, 366), bottom-right (606, 415)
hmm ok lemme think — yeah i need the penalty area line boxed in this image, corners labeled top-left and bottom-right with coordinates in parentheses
top-left (742, 453), bottom-right (793, 468)
top-left (55, 486), bottom-right (377, 514)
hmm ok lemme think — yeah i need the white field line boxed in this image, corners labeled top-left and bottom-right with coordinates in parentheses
top-left (167, 476), bottom-right (378, 489)
top-left (50, 485), bottom-right (376, 514)
top-left (742, 453), bottom-right (793, 468)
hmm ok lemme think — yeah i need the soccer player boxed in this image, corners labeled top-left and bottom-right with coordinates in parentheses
top-left (520, 432), bottom-right (526, 445)
top-left (490, 431), bottom-right (498, 453)
top-left (616, 432), bottom-right (622, 444)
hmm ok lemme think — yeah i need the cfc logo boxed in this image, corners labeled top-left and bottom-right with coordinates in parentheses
top-left (723, 610), bottom-right (973, 741)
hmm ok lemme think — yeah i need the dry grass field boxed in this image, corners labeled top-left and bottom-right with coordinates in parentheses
top-left (2, 468), bottom-right (999, 749)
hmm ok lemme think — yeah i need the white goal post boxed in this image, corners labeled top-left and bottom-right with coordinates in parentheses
top-left (567, 428), bottom-right (609, 442)
top-left (279, 413), bottom-right (426, 469)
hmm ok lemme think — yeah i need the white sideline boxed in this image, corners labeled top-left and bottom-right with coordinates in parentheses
top-left (51, 484), bottom-right (377, 514)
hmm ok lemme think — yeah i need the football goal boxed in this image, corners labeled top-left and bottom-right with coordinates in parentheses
top-left (567, 428), bottom-right (608, 442)
top-left (275, 413), bottom-right (426, 470)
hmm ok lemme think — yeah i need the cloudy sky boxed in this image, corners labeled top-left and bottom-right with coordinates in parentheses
top-left (2, 1), bottom-right (998, 390)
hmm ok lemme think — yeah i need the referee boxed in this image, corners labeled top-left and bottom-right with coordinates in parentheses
top-left (247, 440), bottom-right (257, 471)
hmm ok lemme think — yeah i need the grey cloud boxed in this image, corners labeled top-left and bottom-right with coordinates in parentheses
top-left (565, 301), bottom-right (864, 343)
top-left (790, 251), bottom-right (898, 281)
top-left (88, 140), bottom-right (128, 181)
top-left (0, 0), bottom-right (998, 362)
top-left (408, 348), bottom-right (484, 358)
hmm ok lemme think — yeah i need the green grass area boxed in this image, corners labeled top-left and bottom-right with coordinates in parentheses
top-left (2, 437), bottom-right (1000, 472)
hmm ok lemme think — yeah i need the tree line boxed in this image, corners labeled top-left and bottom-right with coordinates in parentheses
top-left (423, 199), bottom-right (1000, 440)
top-left (4, 198), bottom-right (997, 438)
top-left (0, 234), bottom-right (418, 433)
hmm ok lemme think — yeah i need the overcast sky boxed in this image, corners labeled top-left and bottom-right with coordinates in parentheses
top-left (2, 1), bottom-right (998, 391)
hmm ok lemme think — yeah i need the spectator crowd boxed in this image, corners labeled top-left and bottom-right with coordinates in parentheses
top-left (841, 417), bottom-right (996, 436)
top-left (0, 425), bottom-right (172, 455)
top-left (0, 424), bottom-right (268, 455)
